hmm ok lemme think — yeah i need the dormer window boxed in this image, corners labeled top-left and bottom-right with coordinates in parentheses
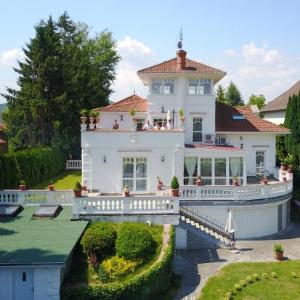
top-left (188, 79), bottom-right (211, 95)
top-left (151, 79), bottom-right (174, 94)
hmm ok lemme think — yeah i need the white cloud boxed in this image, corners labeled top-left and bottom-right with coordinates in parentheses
top-left (218, 43), bottom-right (300, 102)
top-left (225, 49), bottom-right (235, 57)
top-left (0, 48), bottom-right (24, 67)
top-left (111, 37), bottom-right (156, 102)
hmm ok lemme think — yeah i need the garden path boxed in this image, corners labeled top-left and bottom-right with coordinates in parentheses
top-left (173, 222), bottom-right (300, 300)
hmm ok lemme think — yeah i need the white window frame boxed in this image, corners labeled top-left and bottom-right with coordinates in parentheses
top-left (151, 79), bottom-right (174, 95)
top-left (188, 79), bottom-right (211, 95)
top-left (192, 117), bottom-right (203, 143)
top-left (122, 157), bottom-right (147, 192)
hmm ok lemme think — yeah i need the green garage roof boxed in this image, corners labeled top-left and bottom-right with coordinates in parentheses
top-left (0, 206), bottom-right (88, 265)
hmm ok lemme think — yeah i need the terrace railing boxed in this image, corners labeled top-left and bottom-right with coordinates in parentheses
top-left (180, 180), bottom-right (293, 201)
top-left (66, 160), bottom-right (82, 170)
top-left (73, 195), bottom-right (179, 216)
top-left (0, 190), bottom-right (73, 205)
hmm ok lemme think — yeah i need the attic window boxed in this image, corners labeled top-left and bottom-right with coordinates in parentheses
top-left (232, 115), bottom-right (246, 120)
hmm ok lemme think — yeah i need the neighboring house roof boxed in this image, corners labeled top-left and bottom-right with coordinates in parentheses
top-left (138, 57), bottom-right (225, 76)
top-left (261, 80), bottom-right (300, 112)
top-left (95, 94), bottom-right (147, 112)
top-left (0, 206), bottom-right (88, 265)
top-left (216, 102), bottom-right (289, 133)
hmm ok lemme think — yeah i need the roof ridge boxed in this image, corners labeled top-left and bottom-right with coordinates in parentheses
top-left (137, 57), bottom-right (177, 73)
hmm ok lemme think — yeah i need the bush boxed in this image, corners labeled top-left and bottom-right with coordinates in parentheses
top-left (116, 223), bottom-right (156, 260)
top-left (0, 146), bottom-right (65, 189)
top-left (61, 226), bottom-right (175, 300)
top-left (81, 223), bottom-right (117, 263)
top-left (101, 256), bottom-right (141, 281)
top-left (171, 176), bottom-right (179, 189)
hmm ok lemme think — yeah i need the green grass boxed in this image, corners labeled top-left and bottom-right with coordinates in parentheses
top-left (33, 170), bottom-right (81, 190)
top-left (199, 260), bottom-right (300, 300)
top-left (63, 223), bottom-right (164, 287)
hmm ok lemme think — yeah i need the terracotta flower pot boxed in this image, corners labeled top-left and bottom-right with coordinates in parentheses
top-left (73, 190), bottom-right (82, 197)
top-left (48, 184), bottom-right (55, 191)
top-left (233, 180), bottom-right (239, 186)
top-left (123, 191), bottom-right (130, 197)
top-left (180, 117), bottom-right (185, 124)
top-left (196, 180), bottom-right (202, 186)
top-left (262, 179), bottom-right (268, 185)
top-left (275, 252), bottom-right (284, 261)
top-left (281, 164), bottom-right (287, 171)
top-left (19, 185), bottom-right (26, 191)
top-left (282, 177), bottom-right (287, 182)
top-left (170, 189), bottom-right (179, 197)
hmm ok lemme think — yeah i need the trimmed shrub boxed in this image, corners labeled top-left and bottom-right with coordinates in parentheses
top-left (101, 256), bottom-right (141, 281)
top-left (170, 176), bottom-right (179, 189)
top-left (0, 146), bottom-right (65, 189)
top-left (61, 226), bottom-right (175, 300)
top-left (81, 223), bottom-right (117, 263)
top-left (116, 223), bottom-right (156, 260)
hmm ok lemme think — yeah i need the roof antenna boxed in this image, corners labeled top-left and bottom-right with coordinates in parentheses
top-left (133, 89), bottom-right (136, 95)
top-left (177, 27), bottom-right (183, 50)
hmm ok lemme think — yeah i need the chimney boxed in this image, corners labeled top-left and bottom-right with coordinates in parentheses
top-left (176, 50), bottom-right (187, 70)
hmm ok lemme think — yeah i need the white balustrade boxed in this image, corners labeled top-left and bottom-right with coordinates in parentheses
top-left (73, 196), bottom-right (179, 216)
top-left (66, 160), bottom-right (82, 170)
top-left (0, 190), bottom-right (73, 205)
top-left (180, 180), bottom-right (293, 201)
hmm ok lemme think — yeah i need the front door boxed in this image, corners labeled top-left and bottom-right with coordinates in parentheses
top-left (14, 268), bottom-right (34, 300)
top-left (122, 157), bottom-right (147, 192)
top-left (256, 151), bottom-right (265, 174)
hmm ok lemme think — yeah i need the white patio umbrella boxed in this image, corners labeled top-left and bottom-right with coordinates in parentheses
top-left (225, 210), bottom-right (237, 235)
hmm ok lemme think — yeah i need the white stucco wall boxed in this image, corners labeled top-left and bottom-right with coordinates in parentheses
top-left (263, 110), bottom-right (285, 125)
top-left (219, 133), bottom-right (277, 176)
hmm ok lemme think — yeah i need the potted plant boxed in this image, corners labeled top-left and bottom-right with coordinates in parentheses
top-left (80, 109), bottom-right (89, 124)
top-left (123, 185), bottom-right (130, 197)
top-left (129, 109), bottom-right (137, 123)
top-left (232, 176), bottom-right (239, 186)
top-left (284, 154), bottom-right (295, 173)
top-left (73, 181), bottom-right (82, 197)
top-left (261, 176), bottom-right (268, 185)
top-left (157, 176), bottom-right (163, 190)
top-left (178, 108), bottom-right (185, 124)
top-left (170, 176), bottom-right (179, 197)
top-left (282, 176), bottom-right (287, 182)
top-left (48, 181), bottom-right (55, 191)
top-left (274, 244), bottom-right (284, 260)
top-left (90, 111), bottom-right (100, 129)
top-left (19, 180), bottom-right (26, 191)
top-left (195, 176), bottom-right (202, 186)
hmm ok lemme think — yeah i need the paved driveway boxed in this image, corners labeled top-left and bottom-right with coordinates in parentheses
top-left (173, 223), bottom-right (300, 300)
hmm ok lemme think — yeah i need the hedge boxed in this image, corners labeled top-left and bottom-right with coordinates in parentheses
top-left (61, 226), bottom-right (175, 300)
top-left (116, 223), bottom-right (156, 260)
top-left (0, 147), bottom-right (65, 189)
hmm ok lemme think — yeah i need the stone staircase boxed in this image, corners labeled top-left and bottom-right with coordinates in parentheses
top-left (179, 206), bottom-right (233, 248)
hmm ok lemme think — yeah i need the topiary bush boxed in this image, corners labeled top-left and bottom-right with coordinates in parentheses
top-left (81, 222), bottom-right (117, 265)
top-left (116, 223), bottom-right (156, 260)
top-left (171, 176), bottom-right (179, 189)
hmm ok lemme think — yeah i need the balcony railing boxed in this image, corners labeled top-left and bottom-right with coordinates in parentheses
top-left (179, 180), bottom-right (293, 201)
top-left (73, 195), bottom-right (179, 216)
top-left (66, 160), bottom-right (82, 170)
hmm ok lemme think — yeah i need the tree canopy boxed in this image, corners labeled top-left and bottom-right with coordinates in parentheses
top-left (248, 94), bottom-right (266, 109)
top-left (225, 81), bottom-right (244, 106)
top-left (284, 92), bottom-right (300, 163)
top-left (216, 85), bottom-right (226, 103)
top-left (2, 13), bottom-right (120, 152)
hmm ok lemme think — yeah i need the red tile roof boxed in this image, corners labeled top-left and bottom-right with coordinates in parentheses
top-left (0, 138), bottom-right (6, 145)
top-left (216, 102), bottom-right (289, 133)
top-left (138, 57), bottom-right (225, 75)
top-left (95, 95), bottom-right (147, 112)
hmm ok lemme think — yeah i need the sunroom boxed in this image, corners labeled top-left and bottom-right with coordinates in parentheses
top-left (183, 145), bottom-right (246, 186)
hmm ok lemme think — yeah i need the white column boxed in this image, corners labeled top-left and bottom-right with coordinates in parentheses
top-left (226, 157), bottom-right (230, 185)
top-left (212, 158), bottom-right (215, 185)
top-left (243, 156), bottom-right (247, 185)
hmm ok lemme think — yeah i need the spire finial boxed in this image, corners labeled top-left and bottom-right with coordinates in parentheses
top-left (177, 27), bottom-right (183, 50)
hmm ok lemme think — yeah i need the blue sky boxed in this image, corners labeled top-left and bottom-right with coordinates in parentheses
top-left (1, 0), bottom-right (300, 103)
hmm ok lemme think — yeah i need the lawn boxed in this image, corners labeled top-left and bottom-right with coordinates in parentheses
top-left (199, 260), bottom-right (300, 300)
top-left (32, 170), bottom-right (81, 189)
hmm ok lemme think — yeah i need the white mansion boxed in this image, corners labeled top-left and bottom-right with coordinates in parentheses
top-left (80, 46), bottom-right (292, 244)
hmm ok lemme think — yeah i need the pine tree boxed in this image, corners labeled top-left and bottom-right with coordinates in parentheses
top-left (216, 85), bottom-right (226, 103)
top-left (2, 13), bottom-right (120, 152)
top-left (248, 94), bottom-right (266, 109)
top-left (225, 81), bottom-right (244, 106)
top-left (284, 93), bottom-right (300, 163)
